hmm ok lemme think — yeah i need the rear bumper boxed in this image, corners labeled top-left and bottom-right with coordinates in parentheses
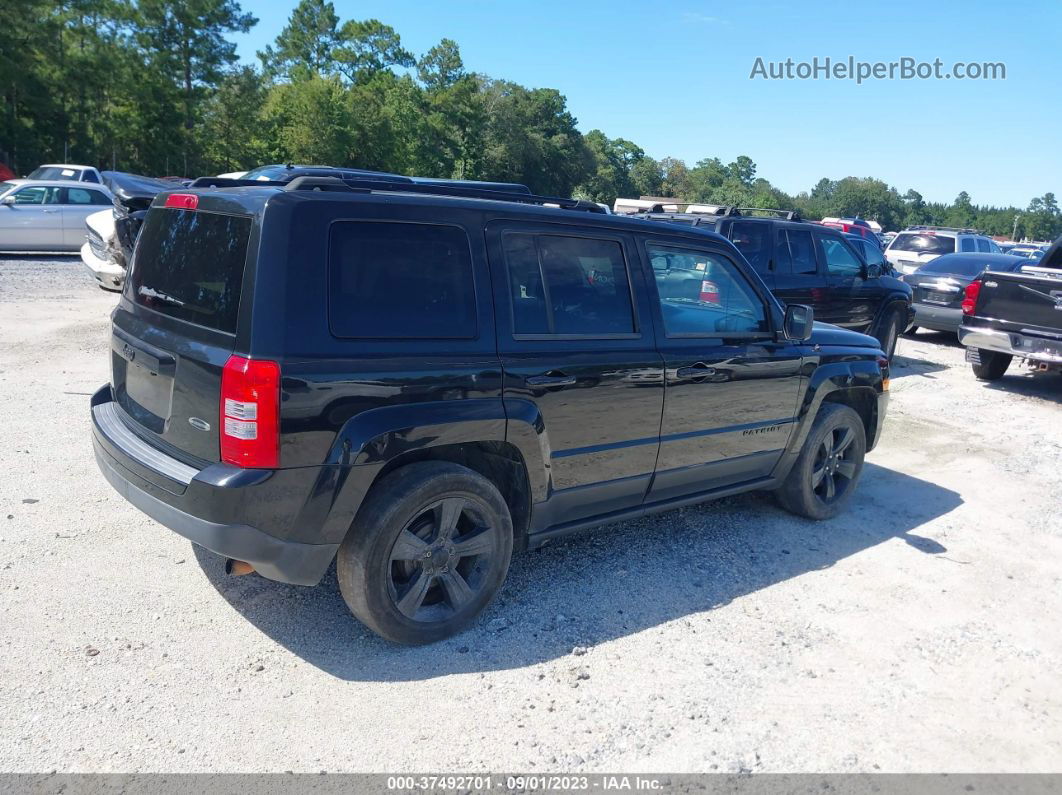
top-left (913, 302), bottom-right (961, 332)
top-left (90, 386), bottom-right (337, 585)
top-left (80, 241), bottom-right (124, 291)
top-left (958, 325), bottom-right (1062, 363)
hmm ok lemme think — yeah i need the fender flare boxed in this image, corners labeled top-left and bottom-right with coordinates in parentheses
top-left (306, 398), bottom-right (551, 544)
top-left (871, 295), bottom-right (913, 335)
top-left (774, 358), bottom-right (883, 477)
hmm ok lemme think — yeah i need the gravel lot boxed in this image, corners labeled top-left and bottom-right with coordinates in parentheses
top-left (1, 256), bottom-right (1060, 774)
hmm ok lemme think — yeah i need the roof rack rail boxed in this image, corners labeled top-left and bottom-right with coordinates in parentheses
top-left (281, 175), bottom-right (606, 213)
top-left (634, 211), bottom-right (718, 227)
top-left (188, 176), bottom-right (287, 188)
top-left (726, 206), bottom-right (804, 221)
top-left (905, 224), bottom-right (982, 234)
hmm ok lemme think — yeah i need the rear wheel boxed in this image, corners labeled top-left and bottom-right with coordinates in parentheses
top-left (337, 461), bottom-right (513, 645)
top-left (775, 403), bottom-right (866, 520)
top-left (971, 349), bottom-right (1012, 381)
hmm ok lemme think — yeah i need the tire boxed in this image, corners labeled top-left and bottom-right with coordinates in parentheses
top-left (874, 307), bottom-right (903, 360)
top-left (971, 349), bottom-right (1012, 381)
top-left (774, 403), bottom-right (866, 520)
top-left (337, 461), bottom-right (513, 645)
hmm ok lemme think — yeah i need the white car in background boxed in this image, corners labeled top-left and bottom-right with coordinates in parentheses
top-left (0, 179), bottom-right (113, 252)
top-left (81, 209), bottom-right (125, 291)
top-left (27, 164), bottom-right (105, 184)
top-left (885, 226), bottom-right (1001, 275)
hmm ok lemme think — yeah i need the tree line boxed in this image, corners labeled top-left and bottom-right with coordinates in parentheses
top-left (4, 0), bottom-right (1058, 239)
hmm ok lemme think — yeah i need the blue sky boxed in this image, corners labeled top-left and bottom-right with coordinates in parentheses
top-left (233, 0), bottom-right (1060, 207)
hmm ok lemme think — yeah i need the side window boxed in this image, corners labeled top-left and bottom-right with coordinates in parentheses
top-left (862, 240), bottom-right (885, 267)
top-left (728, 221), bottom-right (771, 272)
top-left (11, 186), bottom-right (47, 205)
top-left (959, 237), bottom-right (976, 252)
top-left (66, 188), bottom-right (109, 205)
top-left (988, 240), bottom-right (1001, 254)
top-left (818, 235), bottom-right (863, 276)
top-left (82, 171), bottom-right (101, 183)
top-left (786, 229), bottom-right (818, 274)
top-left (774, 229), bottom-right (793, 273)
top-left (503, 233), bottom-right (635, 336)
top-left (328, 221), bottom-right (477, 339)
top-left (976, 238), bottom-right (991, 253)
top-left (646, 243), bottom-right (767, 336)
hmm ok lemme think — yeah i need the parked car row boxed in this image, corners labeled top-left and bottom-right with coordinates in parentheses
top-left (630, 206), bottom-right (913, 359)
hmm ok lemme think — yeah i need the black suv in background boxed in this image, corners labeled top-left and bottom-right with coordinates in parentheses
top-left (91, 179), bottom-right (890, 644)
top-left (639, 208), bottom-right (913, 359)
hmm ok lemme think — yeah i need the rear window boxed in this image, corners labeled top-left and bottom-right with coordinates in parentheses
top-left (918, 256), bottom-right (989, 277)
top-left (890, 233), bottom-right (956, 255)
top-left (129, 208), bottom-right (251, 334)
top-left (328, 221), bottom-right (477, 339)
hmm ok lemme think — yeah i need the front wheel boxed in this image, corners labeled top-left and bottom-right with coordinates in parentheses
top-left (337, 461), bottom-right (513, 645)
top-left (971, 349), bottom-right (1012, 381)
top-left (874, 307), bottom-right (903, 360)
top-left (775, 403), bottom-right (867, 520)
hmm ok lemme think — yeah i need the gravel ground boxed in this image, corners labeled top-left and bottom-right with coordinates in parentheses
top-left (0, 256), bottom-right (1060, 773)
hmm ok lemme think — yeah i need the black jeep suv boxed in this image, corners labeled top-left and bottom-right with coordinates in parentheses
top-left (639, 208), bottom-right (913, 359)
top-left (91, 178), bottom-right (890, 644)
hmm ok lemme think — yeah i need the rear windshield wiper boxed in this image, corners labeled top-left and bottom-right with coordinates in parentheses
top-left (138, 286), bottom-right (185, 307)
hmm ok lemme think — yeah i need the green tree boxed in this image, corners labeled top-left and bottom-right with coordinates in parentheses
top-left (134, 0), bottom-right (256, 173)
top-left (333, 18), bottom-right (413, 83)
top-left (199, 65), bottom-right (268, 170)
top-left (258, 0), bottom-right (339, 80)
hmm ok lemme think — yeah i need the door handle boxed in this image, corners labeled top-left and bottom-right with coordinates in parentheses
top-left (526, 372), bottom-right (576, 388)
top-left (675, 363), bottom-right (717, 379)
top-left (42, 209), bottom-right (59, 214)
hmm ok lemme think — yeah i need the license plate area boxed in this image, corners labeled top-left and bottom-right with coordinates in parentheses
top-left (924, 290), bottom-right (953, 304)
top-left (110, 332), bottom-right (176, 434)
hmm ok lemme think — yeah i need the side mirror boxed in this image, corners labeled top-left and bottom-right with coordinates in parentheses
top-left (1, 195), bottom-right (14, 205)
top-left (783, 304), bottom-right (814, 341)
top-left (865, 263), bottom-right (881, 279)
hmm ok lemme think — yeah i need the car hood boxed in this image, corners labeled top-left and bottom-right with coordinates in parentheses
top-left (85, 208), bottom-right (115, 239)
top-left (808, 322), bottom-right (880, 349)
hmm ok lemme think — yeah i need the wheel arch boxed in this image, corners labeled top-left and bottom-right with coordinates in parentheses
top-left (313, 399), bottom-right (544, 549)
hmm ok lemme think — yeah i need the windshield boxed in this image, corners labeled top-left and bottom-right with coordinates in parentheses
top-left (129, 208), bottom-right (251, 333)
top-left (27, 166), bottom-right (82, 180)
top-left (889, 233), bottom-right (956, 255)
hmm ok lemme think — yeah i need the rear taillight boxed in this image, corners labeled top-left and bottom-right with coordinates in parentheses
top-left (961, 280), bottom-right (982, 315)
top-left (699, 279), bottom-right (720, 303)
top-left (220, 355), bottom-right (280, 468)
top-left (164, 193), bottom-right (198, 210)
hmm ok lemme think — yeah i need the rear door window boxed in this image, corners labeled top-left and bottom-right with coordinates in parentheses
top-left (960, 237), bottom-right (976, 252)
top-left (504, 233), bottom-right (635, 336)
top-left (976, 238), bottom-right (990, 253)
top-left (329, 221), bottom-right (477, 339)
top-left (64, 187), bottom-right (111, 205)
top-left (785, 229), bottom-right (818, 274)
top-left (129, 208), bottom-right (251, 334)
top-left (728, 221), bottom-right (771, 273)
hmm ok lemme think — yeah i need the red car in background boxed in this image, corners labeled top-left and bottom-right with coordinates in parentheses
top-left (820, 216), bottom-right (880, 246)
top-left (0, 163), bottom-right (15, 181)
